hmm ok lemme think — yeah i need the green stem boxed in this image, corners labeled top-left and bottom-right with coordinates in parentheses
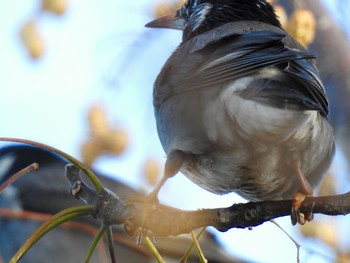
top-left (85, 224), bottom-right (109, 263)
top-left (0, 137), bottom-right (103, 191)
top-left (191, 230), bottom-right (208, 263)
top-left (106, 226), bottom-right (117, 263)
top-left (180, 227), bottom-right (207, 263)
top-left (144, 236), bottom-right (165, 263)
top-left (10, 205), bottom-right (95, 263)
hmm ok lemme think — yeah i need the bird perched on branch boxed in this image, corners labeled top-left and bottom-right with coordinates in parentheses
top-left (145, 0), bottom-right (334, 225)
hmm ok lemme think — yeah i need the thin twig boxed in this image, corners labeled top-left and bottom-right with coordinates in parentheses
top-left (0, 162), bottom-right (38, 192)
top-left (106, 226), bottom-right (117, 263)
top-left (0, 137), bottom-right (104, 192)
top-left (270, 219), bottom-right (301, 263)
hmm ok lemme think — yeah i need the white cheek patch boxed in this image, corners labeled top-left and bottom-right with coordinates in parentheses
top-left (190, 3), bottom-right (213, 31)
top-left (256, 0), bottom-right (267, 9)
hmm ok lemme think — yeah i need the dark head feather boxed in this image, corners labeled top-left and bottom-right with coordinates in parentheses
top-left (179, 0), bottom-right (282, 40)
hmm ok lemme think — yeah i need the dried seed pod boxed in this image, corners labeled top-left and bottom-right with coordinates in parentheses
top-left (153, 2), bottom-right (174, 18)
top-left (42, 0), bottom-right (67, 15)
top-left (88, 105), bottom-right (110, 138)
top-left (107, 129), bottom-right (128, 156)
top-left (299, 219), bottom-right (337, 248)
top-left (175, 0), bottom-right (186, 10)
top-left (143, 158), bottom-right (160, 186)
top-left (153, 0), bottom-right (185, 18)
top-left (81, 140), bottom-right (103, 166)
top-left (299, 221), bottom-right (317, 238)
top-left (82, 105), bottom-right (129, 164)
top-left (274, 4), bottom-right (288, 29)
top-left (20, 21), bottom-right (45, 59)
top-left (286, 8), bottom-right (316, 48)
top-left (337, 253), bottom-right (350, 263)
top-left (315, 222), bottom-right (337, 248)
top-left (317, 173), bottom-right (336, 196)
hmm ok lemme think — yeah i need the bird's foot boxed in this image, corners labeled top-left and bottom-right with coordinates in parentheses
top-left (290, 155), bottom-right (314, 225)
top-left (130, 151), bottom-right (186, 241)
top-left (291, 192), bottom-right (313, 225)
top-left (133, 189), bottom-right (161, 243)
top-left (123, 189), bottom-right (161, 241)
top-left (145, 188), bottom-right (161, 205)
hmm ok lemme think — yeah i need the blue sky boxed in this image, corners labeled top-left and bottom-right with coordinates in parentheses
top-left (1, 1), bottom-right (350, 262)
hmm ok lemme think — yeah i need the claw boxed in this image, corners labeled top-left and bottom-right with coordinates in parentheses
top-left (291, 192), bottom-right (306, 225)
top-left (290, 156), bottom-right (314, 225)
top-left (305, 201), bottom-right (315, 222)
top-left (136, 229), bottom-right (148, 244)
top-left (291, 205), bottom-right (305, 225)
top-left (291, 192), bottom-right (314, 225)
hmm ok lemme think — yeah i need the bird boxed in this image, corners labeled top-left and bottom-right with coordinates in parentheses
top-left (145, 0), bottom-right (335, 225)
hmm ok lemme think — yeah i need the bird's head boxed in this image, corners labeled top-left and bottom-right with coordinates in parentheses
top-left (146, 0), bottom-right (282, 41)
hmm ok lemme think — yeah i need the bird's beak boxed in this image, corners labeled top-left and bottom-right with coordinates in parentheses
top-left (145, 12), bottom-right (185, 30)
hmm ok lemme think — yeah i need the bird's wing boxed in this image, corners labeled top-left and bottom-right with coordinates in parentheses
top-left (154, 26), bottom-right (328, 116)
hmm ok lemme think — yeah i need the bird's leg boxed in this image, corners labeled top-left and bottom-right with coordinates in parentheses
top-left (146, 150), bottom-right (185, 203)
top-left (137, 151), bottom-right (185, 242)
top-left (291, 156), bottom-right (313, 225)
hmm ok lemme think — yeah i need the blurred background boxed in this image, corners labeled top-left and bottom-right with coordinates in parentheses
top-left (1, 0), bottom-right (350, 262)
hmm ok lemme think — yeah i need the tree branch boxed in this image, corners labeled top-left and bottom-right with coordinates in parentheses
top-left (64, 164), bottom-right (350, 238)
top-left (125, 192), bottom-right (350, 237)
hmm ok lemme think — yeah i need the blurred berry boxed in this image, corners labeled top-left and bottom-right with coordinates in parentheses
top-left (20, 21), bottom-right (45, 59)
top-left (286, 8), bottom-right (316, 47)
top-left (42, 0), bottom-right (67, 15)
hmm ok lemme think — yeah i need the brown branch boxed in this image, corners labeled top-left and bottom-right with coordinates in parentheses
top-left (125, 192), bottom-right (350, 237)
top-left (64, 164), bottom-right (350, 237)
top-left (0, 163), bottom-right (39, 193)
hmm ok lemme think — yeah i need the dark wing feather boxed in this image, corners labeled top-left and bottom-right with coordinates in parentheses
top-left (240, 76), bottom-right (325, 112)
top-left (154, 23), bottom-right (328, 116)
top-left (284, 59), bottom-right (329, 115)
